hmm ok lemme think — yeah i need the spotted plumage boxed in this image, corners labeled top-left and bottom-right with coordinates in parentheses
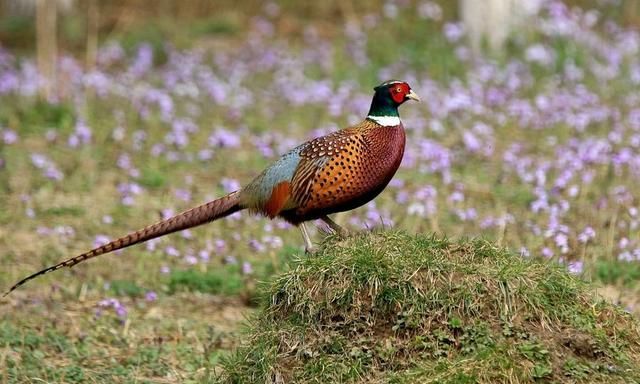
top-left (5, 80), bottom-right (420, 296)
top-left (283, 121), bottom-right (406, 222)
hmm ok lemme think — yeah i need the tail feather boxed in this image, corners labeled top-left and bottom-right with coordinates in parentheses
top-left (4, 191), bottom-right (242, 296)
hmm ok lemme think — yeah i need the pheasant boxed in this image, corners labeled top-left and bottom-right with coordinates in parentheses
top-left (5, 80), bottom-right (419, 296)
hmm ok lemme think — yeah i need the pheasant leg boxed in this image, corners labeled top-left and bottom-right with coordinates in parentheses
top-left (299, 222), bottom-right (316, 254)
top-left (320, 215), bottom-right (349, 237)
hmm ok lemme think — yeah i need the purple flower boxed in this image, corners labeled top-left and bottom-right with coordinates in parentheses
top-left (164, 246), bottom-right (180, 257)
top-left (141, 88), bottom-right (174, 121)
top-left (174, 188), bottom-right (192, 202)
top-left (395, 190), bottom-right (409, 204)
top-left (97, 41), bottom-right (125, 66)
top-left (115, 305), bottom-right (127, 318)
top-left (455, 208), bottom-right (477, 222)
top-left (249, 239), bottom-right (266, 253)
top-left (44, 166), bottom-right (64, 181)
top-left (567, 260), bottom-right (584, 275)
top-left (30, 154), bottom-right (64, 181)
top-left (253, 137), bottom-right (274, 158)
top-left (146, 239), bottom-right (159, 251)
top-left (443, 23), bottom-right (465, 43)
top-left (619, 237), bottom-right (630, 249)
top-left (68, 120), bottom-right (92, 148)
top-left (165, 130), bottom-right (189, 148)
top-left (97, 298), bottom-right (127, 319)
top-left (415, 185), bottom-right (437, 200)
top-left (94, 235), bottom-right (111, 248)
top-left (567, 185), bottom-right (579, 197)
top-left (209, 128), bottom-right (241, 148)
top-left (407, 202), bottom-right (426, 217)
top-left (151, 143), bottom-right (165, 157)
top-left (214, 239), bottom-right (226, 252)
top-left (525, 44), bottom-right (555, 66)
top-left (36, 226), bottom-right (51, 236)
top-left (480, 216), bottom-right (496, 229)
top-left (30, 153), bottom-right (49, 169)
top-left (418, 1), bottom-right (442, 20)
top-left (242, 261), bottom-right (253, 275)
top-left (577, 226), bottom-right (595, 243)
top-left (133, 130), bottom-right (147, 148)
top-left (145, 291), bottom-right (158, 302)
top-left (129, 43), bottom-right (153, 77)
top-left (263, 235), bottom-right (283, 248)
top-left (117, 182), bottom-right (144, 206)
top-left (618, 251), bottom-right (634, 262)
top-left (221, 178), bottom-right (241, 193)
top-left (554, 233), bottom-right (568, 249)
top-left (252, 17), bottom-right (274, 37)
top-left (275, 221), bottom-right (291, 230)
top-left (185, 254), bottom-right (198, 265)
top-left (462, 131), bottom-right (482, 153)
top-left (161, 209), bottom-right (174, 220)
top-left (84, 70), bottom-right (111, 97)
top-left (198, 249), bottom-right (210, 262)
top-left (54, 225), bottom-right (75, 237)
top-left (1, 128), bottom-right (18, 144)
top-left (198, 149), bottom-right (214, 161)
top-left (116, 153), bottom-right (132, 170)
top-left (448, 190), bottom-right (465, 203)
top-left (0, 71), bottom-right (18, 94)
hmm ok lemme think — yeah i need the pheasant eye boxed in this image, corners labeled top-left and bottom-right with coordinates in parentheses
top-left (396, 87), bottom-right (402, 93)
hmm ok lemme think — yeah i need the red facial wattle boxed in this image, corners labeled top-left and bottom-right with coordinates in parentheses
top-left (390, 83), bottom-right (410, 104)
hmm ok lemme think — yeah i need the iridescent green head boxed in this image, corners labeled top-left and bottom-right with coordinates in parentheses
top-left (367, 80), bottom-right (420, 123)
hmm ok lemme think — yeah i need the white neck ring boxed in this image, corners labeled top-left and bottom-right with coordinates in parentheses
top-left (367, 115), bottom-right (401, 127)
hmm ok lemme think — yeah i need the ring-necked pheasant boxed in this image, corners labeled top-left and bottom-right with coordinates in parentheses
top-left (5, 80), bottom-right (419, 296)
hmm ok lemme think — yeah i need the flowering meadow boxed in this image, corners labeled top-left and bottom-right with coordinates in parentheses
top-left (1, 0), bottom-right (640, 381)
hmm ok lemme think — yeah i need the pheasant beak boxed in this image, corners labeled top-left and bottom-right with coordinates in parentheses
top-left (406, 90), bottom-right (421, 102)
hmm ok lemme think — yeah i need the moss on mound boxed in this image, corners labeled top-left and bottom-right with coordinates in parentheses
top-left (220, 231), bottom-right (640, 383)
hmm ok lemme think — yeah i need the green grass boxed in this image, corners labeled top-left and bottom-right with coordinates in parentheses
top-left (220, 231), bottom-right (640, 383)
top-left (0, 292), bottom-right (247, 383)
top-left (168, 267), bottom-right (244, 296)
top-left (595, 260), bottom-right (640, 287)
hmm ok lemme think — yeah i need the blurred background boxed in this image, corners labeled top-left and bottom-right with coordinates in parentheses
top-left (2, 0), bottom-right (640, 381)
top-left (1, 0), bottom-right (639, 100)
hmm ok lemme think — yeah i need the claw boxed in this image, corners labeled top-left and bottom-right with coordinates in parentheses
top-left (320, 215), bottom-right (350, 238)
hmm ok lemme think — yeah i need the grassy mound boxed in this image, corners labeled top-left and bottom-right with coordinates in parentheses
top-left (219, 231), bottom-right (640, 383)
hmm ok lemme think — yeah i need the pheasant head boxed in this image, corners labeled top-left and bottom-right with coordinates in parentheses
top-left (367, 80), bottom-right (420, 126)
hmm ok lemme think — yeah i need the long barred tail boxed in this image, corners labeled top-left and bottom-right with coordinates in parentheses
top-left (4, 191), bottom-right (242, 296)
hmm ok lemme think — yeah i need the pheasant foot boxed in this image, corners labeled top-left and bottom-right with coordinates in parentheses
top-left (320, 215), bottom-right (350, 238)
